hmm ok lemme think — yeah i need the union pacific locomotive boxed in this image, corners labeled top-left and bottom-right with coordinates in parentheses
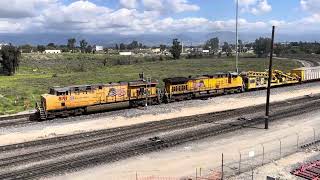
top-left (35, 66), bottom-right (320, 120)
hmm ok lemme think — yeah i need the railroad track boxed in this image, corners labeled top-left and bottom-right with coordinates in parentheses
top-left (1, 94), bottom-right (319, 153)
top-left (0, 113), bottom-right (36, 128)
top-left (0, 117), bottom-right (36, 128)
top-left (0, 80), bottom-right (318, 129)
top-left (0, 96), bottom-right (319, 179)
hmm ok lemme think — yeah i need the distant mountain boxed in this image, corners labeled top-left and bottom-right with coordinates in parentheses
top-left (0, 31), bottom-right (320, 46)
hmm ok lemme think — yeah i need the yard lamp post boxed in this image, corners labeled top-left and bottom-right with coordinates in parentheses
top-left (235, 0), bottom-right (239, 73)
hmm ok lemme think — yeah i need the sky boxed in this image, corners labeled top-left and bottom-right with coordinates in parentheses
top-left (0, 0), bottom-right (319, 34)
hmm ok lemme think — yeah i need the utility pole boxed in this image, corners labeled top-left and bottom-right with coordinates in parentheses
top-left (235, 0), bottom-right (239, 73)
top-left (265, 26), bottom-right (275, 130)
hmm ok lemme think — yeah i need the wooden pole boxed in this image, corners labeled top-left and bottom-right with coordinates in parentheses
top-left (265, 26), bottom-right (275, 129)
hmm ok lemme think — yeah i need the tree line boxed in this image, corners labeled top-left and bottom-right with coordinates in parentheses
top-left (0, 44), bottom-right (21, 76)
top-left (19, 38), bottom-right (102, 54)
top-left (201, 37), bottom-right (320, 58)
top-left (3, 36), bottom-right (320, 76)
top-left (19, 39), bottom-right (150, 53)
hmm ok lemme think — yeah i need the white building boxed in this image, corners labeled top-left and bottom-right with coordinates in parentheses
top-left (44, 50), bottom-right (61, 54)
top-left (119, 52), bottom-right (133, 56)
top-left (94, 45), bottom-right (104, 51)
top-left (151, 48), bottom-right (161, 54)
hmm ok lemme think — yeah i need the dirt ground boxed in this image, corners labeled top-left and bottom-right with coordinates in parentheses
top-left (1, 82), bottom-right (320, 146)
top-left (44, 107), bottom-right (320, 180)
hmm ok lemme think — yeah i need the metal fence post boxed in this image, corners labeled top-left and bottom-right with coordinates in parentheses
top-left (278, 139), bottom-right (282, 158)
top-left (196, 168), bottom-right (198, 180)
top-left (296, 133), bottom-right (299, 151)
top-left (200, 167), bottom-right (202, 177)
top-left (239, 152), bottom-right (242, 174)
top-left (313, 128), bottom-right (316, 143)
top-left (261, 144), bottom-right (265, 166)
top-left (221, 153), bottom-right (224, 180)
top-left (252, 168), bottom-right (254, 180)
top-left (136, 171), bottom-right (138, 180)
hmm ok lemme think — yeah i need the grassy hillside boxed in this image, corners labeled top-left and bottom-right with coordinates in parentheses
top-left (0, 53), bottom-right (301, 114)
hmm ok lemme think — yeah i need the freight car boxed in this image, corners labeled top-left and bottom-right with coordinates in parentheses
top-left (291, 67), bottom-right (320, 82)
top-left (36, 79), bottom-right (160, 120)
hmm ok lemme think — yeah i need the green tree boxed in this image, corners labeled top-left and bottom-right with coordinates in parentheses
top-left (238, 39), bottom-right (243, 53)
top-left (37, 45), bottom-right (46, 53)
top-left (128, 40), bottom-right (139, 49)
top-left (119, 43), bottom-right (126, 50)
top-left (67, 38), bottom-right (76, 53)
top-left (160, 44), bottom-right (166, 52)
top-left (253, 37), bottom-right (271, 58)
top-left (274, 43), bottom-right (286, 56)
top-left (85, 45), bottom-right (93, 53)
top-left (47, 43), bottom-right (56, 49)
top-left (205, 37), bottom-right (219, 53)
top-left (0, 45), bottom-right (21, 76)
top-left (19, 44), bottom-right (33, 53)
top-left (222, 42), bottom-right (232, 56)
top-left (170, 39), bottom-right (182, 59)
top-left (79, 39), bottom-right (88, 53)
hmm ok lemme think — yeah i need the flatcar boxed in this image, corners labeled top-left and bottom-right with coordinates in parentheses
top-left (241, 70), bottom-right (300, 90)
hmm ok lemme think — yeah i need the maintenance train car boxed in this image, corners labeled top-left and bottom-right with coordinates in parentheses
top-left (35, 66), bottom-right (320, 121)
top-left (241, 70), bottom-right (300, 90)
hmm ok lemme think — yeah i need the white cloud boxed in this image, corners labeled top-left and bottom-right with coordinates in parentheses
top-left (142, 0), bottom-right (200, 14)
top-left (0, 20), bottom-right (26, 33)
top-left (0, 0), bottom-right (57, 18)
top-left (269, 20), bottom-right (287, 27)
top-left (119, 0), bottom-right (138, 9)
top-left (0, 0), bottom-right (319, 35)
top-left (40, 1), bottom-right (113, 32)
top-left (301, 0), bottom-right (320, 13)
top-left (299, 0), bottom-right (320, 28)
top-left (239, 0), bottom-right (272, 15)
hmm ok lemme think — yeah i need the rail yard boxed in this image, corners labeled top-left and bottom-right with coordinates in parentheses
top-left (2, 0), bottom-right (320, 179)
top-left (0, 79), bottom-right (320, 179)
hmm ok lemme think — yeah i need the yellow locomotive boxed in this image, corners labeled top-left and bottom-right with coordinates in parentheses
top-left (163, 72), bottom-right (244, 102)
top-left (36, 79), bottom-right (159, 120)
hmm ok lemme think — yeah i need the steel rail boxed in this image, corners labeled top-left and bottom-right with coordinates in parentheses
top-left (0, 99), bottom-right (319, 179)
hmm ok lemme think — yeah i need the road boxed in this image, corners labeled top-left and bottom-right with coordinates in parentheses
top-left (274, 57), bottom-right (318, 67)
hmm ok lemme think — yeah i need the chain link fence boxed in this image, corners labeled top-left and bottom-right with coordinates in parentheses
top-left (112, 129), bottom-right (319, 180)
top-left (220, 129), bottom-right (319, 179)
